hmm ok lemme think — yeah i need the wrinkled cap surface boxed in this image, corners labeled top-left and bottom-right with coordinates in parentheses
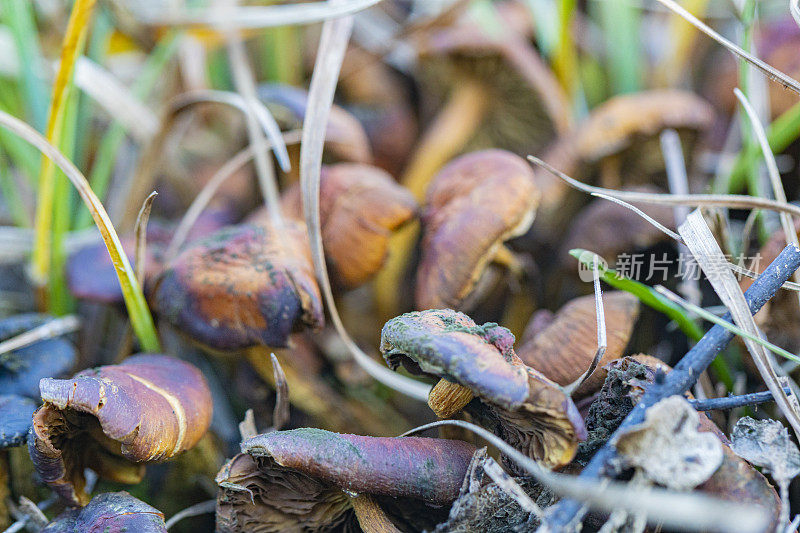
top-left (41, 491), bottom-right (166, 532)
top-left (575, 89), bottom-right (714, 162)
top-left (259, 83), bottom-right (372, 163)
top-left (380, 309), bottom-right (529, 410)
top-left (153, 219), bottom-right (324, 350)
top-left (415, 150), bottom-right (539, 310)
top-left (281, 163), bottom-right (417, 288)
top-left (30, 354), bottom-right (212, 506)
top-left (0, 394), bottom-right (36, 449)
top-left (517, 292), bottom-right (640, 396)
top-left (0, 314), bottom-right (75, 398)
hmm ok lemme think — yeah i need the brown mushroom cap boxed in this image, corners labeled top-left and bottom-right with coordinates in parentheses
top-left (29, 354), bottom-right (212, 506)
top-left (380, 309), bottom-right (586, 469)
top-left (415, 149), bottom-right (540, 310)
top-left (152, 218), bottom-right (324, 350)
top-left (281, 163), bottom-right (418, 288)
top-left (216, 428), bottom-right (476, 532)
top-left (575, 90), bottom-right (714, 163)
top-left (517, 292), bottom-right (640, 397)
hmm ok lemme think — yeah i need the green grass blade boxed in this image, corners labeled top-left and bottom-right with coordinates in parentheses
top-left (595, 0), bottom-right (641, 94)
top-left (0, 146), bottom-right (30, 227)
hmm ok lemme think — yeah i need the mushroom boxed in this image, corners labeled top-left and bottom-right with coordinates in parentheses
top-left (0, 395), bottom-right (36, 450)
top-left (29, 354), bottom-right (212, 506)
top-left (415, 149), bottom-right (540, 311)
top-left (516, 292), bottom-right (640, 397)
top-left (258, 83), bottom-right (373, 164)
top-left (42, 491), bottom-right (167, 532)
top-left (0, 314), bottom-right (76, 398)
top-left (380, 309), bottom-right (586, 469)
top-left (152, 218), bottom-right (324, 351)
top-left (216, 428), bottom-right (476, 532)
top-left (279, 163), bottom-right (417, 289)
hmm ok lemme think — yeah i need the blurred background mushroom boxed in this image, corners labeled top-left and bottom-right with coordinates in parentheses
top-left (216, 428), bottom-right (476, 532)
top-left (29, 354), bottom-right (212, 506)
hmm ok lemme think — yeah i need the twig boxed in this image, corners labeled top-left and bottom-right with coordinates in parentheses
top-left (545, 245), bottom-right (800, 530)
top-left (689, 387), bottom-right (793, 411)
top-left (165, 499), bottom-right (217, 530)
top-left (0, 314), bottom-right (80, 356)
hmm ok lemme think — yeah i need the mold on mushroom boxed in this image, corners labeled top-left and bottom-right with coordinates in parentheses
top-left (381, 309), bottom-right (586, 469)
top-left (280, 163), bottom-right (418, 289)
top-left (29, 354), bottom-right (212, 506)
top-left (415, 150), bottom-right (540, 311)
top-left (152, 218), bottom-right (324, 351)
top-left (516, 292), bottom-right (640, 397)
top-left (0, 314), bottom-right (76, 398)
top-left (216, 428), bottom-right (476, 532)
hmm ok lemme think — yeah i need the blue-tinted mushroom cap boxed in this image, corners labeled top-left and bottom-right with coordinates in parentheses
top-left (0, 394), bottom-right (36, 448)
top-left (41, 491), bottom-right (166, 532)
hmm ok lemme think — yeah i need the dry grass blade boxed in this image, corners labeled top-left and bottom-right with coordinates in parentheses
top-left (592, 192), bottom-right (682, 241)
top-left (482, 458), bottom-right (543, 516)
top-left (0, 109), bottom-right (160, 352)
top-left (0, 314), bottom-right (79, 356)
top-left (298, 6), bottom-right (429, 402)
top-left (679, 210), bottom-right (800, 437)
top-left (527, 155), bottom-right (800, 220)
top-left (164, 130), bottom-right (303, 261)
top-left (133, 191), bottom-right (157, 284)
top-left (74, 57), bottom-right (159, 142)
top-left (142, 0), bottom-right (384, 29)
top-left (734, 88), bottom-right (800, 307)
top-left (791, 0), bottom-right (800, 28)
top-left (270, 352), bottom-right (290, 431)
top-left (565, 259), bottom-right (606, 396)
top-left (223, 3), bottom-right (285, 227)
top-left (165, 500), bottom-right (217, 530)
top-left (655, 0), bottom-right (800, 94)
top-left (401, 420), bottom-right (768, 533)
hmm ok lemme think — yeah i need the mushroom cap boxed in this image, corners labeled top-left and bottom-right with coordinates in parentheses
top-left (0, 395), bottom-right (36, 449)
top-left (281, 163), bottom-right (418, 288)
top-left (415, 150), bottom-right (540, 310)
top-left (0, 314), bottom-right (76, 398)
top-left (29, 354), bottom-right (212, 506)
top-left (575, 90), bottom-right (714, 163)
top-left (381, 309), bottom-right (586, 468)
top-left (559, 187), bottom-right (675, 271)
top-left (242, 428), bottom-right (476, 502)
top-left (41, 491), bottom-right (167, 532)
top-left (380, 309), bottom-right (528, 409)
top-left (258, 83), bottom-right (373, 163)
top-left (517, 292), bottom-right (640, 397)
top-left (153, 219), bottom-right (324, 350)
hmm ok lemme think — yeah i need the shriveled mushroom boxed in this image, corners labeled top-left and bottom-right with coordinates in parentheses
top-left (0, 314), bottom-right (76, 398)
top-left (416, 150), bottom-right (539, 311)
top-left (258, 83), bottom-right (373, 164)
top-left (216, 428), bottom-right (476, 532)
top-left (29, 354), bottom-right (212, 506)
top-left (42, 491), bottom-right (167, 532)
top-left (380, 309), bottom-right (586, 469)
top-left (516, 292), bottom-right (640, 397)
top-left (280, 163), bottom-right (418, 289)
top-left (152, 218), bottom-right (323, 351)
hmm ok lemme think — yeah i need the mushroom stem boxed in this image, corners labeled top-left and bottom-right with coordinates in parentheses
top-left (428, 378), bottom-right (475, 419)
top-left (492, 244), bottom-right (524, 278)
top-left (374, 79), bottom-right (489, 319)
top-left (349, 494), bottom-right (401, 533)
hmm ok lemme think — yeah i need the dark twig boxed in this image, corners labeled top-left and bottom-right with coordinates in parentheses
top-left (546, 245), bottom-right (800, 530)
top-left (689, 387), bottom-right (793, 411)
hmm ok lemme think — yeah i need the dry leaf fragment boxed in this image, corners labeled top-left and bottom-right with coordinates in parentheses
top-left (613, 395), bottom-right (724, 490)
top-left (29, 354), bottom-right (212, 506)
top-left (731, 417), bottom-right (800, 490)
top-left (41, 491), bottom-right (167, 532)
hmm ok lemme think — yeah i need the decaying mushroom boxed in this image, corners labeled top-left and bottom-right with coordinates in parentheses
top-left (216, 428), bottom-right (476, 532)
top-left (259, 83), bottom-right (373, 164)
top-left (41, 491), bottom-right (167, 532)
top-left (380, 309), bottom-right (586, 469)
top-left (416, 150), bottom-right (540, 311)
top-left (0, 314), bottom-right (76, 398)
top-left (152, 218), bottom-right (324, 351)
top-left (516, 292), bottom-right (640, 397)
top-left (280, 163), bottom-right (418, 289)
top-left (29, 354), bottom-right (212, 506)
